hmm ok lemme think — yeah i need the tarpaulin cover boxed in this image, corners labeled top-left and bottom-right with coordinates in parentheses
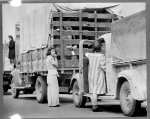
top-left (20, 4), bottom-right (57, 53)
top-left (110, 11), bottom-right (146, 62)
top-left (20, 3), bottom-right (118, 53)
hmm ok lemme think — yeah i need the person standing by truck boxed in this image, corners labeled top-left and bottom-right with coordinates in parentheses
top-left (85, 38), bottom-right (106, 112)
top-left (8, 35), bottom-right (15, 64)
top-left (46, 46), bottom-right (60, 107)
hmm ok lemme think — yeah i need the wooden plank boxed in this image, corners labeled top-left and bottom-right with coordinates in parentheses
top-left (53, 30), bottom-right (110, 36)
top-left (32, 59), bottom-right (38, 72)
top-left (52, 21), bottom-right (111, 28)
top-left (38, 59), bottom-right (43, 71)
top-left (52, 12), bottom-right (112, 19)
top-left (52, 21), bottom-right (79, 27)
top-left (82, 31), bottom-right (109, 36)
top-left (94, 11), bottom-right (97, 41)
top-left (53, 12), bottom-right (79, 18)
top-left (60, 12), bottom-right (64, 68)
top-left (64, 39), bottom-right (80, 44)
top-left (97, 14), bottom-right (113, 19)
top-left (82, 13), bottom-right (113, 19)
top-left (53, 30), bottom-right (80, 36)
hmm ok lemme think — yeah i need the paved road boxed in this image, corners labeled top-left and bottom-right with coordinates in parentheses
top-left (3, 90), bottom-right (147, 119)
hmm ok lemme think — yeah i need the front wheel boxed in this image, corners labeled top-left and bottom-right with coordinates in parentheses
top-left (120, 81), bottom-right (141, 116)
top-left (72, 80), bottom-right (87, 108)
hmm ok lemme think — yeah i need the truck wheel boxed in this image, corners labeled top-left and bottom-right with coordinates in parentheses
top-left (35, 76), bottom-right (47, 103)
top-left (120, 81), bottom-right (141, 116)
top-left (72, 80), bottom-right (87, 108)
top-left (3, 86), bottom-right (8, 92)
top-left (11, 84), bottom-right (20, 98)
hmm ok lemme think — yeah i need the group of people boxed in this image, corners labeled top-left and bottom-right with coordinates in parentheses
top-left (46, 38), bottom-right (106, 112)
top-left (8, 34), bottom-right (106, 112)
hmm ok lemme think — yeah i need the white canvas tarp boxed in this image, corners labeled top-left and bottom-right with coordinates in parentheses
top-left (110, 11), bottom-right (146, 62)
top-left (20, 4), bottom-right (57, 53)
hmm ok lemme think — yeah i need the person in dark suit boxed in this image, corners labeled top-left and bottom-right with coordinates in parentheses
top-left (8, 35), bottom-right (15, 64)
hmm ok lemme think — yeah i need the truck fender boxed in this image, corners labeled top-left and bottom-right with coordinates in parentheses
top-left (70, 73), bottom-right (82, 90)
top-left (117, 69), bottom-right (146, 101)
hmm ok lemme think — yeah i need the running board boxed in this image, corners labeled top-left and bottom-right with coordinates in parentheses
top-left (84, 93), bottom-right (116, 100)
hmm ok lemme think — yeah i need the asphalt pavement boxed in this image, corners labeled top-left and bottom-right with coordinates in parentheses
top-left (3, 90), bottom-right (147, 119)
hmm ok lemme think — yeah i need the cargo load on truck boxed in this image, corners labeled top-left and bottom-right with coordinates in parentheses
top-left (19, 3), bottom-right (117, 73)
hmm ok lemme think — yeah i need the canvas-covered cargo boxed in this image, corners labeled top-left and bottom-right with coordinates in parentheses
top-left (20, 3), bottom-right (117, 73)
top-left (20, 3), bottom-right (119, 53)
top-left (110, 10), bottom-right (146, 62)
top-left (20, 4), bottom-right (57, 53)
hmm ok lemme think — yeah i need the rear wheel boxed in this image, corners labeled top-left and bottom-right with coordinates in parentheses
top-left (120, 81), bottom-right (141, 116)
top-left (72, 80), bottom-right (87, 107)
top-left (35, 76), bottom-right (47, 103)
top-left (3, 86), bottom-right (9, 92)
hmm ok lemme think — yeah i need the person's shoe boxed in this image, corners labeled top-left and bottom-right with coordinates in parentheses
top-left (92, 105), bottom-right (103, 112)
top-left (52, 104), bottom-right (60, 107)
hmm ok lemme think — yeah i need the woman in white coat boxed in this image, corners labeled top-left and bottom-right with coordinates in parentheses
top-left (46, 46), bottom-right (60, 107)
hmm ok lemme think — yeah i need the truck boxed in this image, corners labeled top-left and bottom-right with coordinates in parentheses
top-left (72, 10), bottom-right (146, 116)
top-left (11, 3), bottom-right (146, 116)
top-left (11, 4), bottom-right (116, 100)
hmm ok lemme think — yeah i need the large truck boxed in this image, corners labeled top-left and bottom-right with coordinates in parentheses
top-left (74, 10), bottom-right (146, 116)
top-left (11, 4), bottom-right (116, 100)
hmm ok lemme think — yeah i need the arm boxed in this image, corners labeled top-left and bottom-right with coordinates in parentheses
top-left (49, 56), bottom-right (58, 68)
top-left (9, 40), bottom-right (15, 49)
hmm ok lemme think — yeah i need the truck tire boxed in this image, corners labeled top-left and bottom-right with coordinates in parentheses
top-left (11, 84), bottom-right (20, 98)
top-left (72, 80), bottom-right (87, 108)
top-left (120, 81), bottom-right (141, 116)
top-left (35, 76), bottom-right (47, 103)
top-left (3, 86), bottom-right (8, 92)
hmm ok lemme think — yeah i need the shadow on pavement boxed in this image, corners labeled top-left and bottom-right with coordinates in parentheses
top-left (18, 96), bottom-right (36, 100)
top-left (84, 104), bottom-right (147, 117)
top-left (59, 97), bottom-right (73, 103)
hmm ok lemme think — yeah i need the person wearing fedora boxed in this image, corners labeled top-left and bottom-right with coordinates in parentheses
top-left (46, 46), bottom-right (60, 107)
top-left (8, 35), bottom-right (15, 64)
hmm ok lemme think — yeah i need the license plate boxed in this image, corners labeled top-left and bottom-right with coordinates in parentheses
top-left (25, 84), bottom-right (31, 87)
top-left (59, 87), bottom-right (68, 92)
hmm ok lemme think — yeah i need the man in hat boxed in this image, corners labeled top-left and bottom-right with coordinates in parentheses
top-left (8, 35), bottom-right (15, 64)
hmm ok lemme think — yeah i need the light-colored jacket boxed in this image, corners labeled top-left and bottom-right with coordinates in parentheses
top-left (46, 55), bottom-right (59, 76)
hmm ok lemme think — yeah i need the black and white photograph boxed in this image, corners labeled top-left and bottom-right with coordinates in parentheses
top-left (2, 1), bottom-right (147, 119)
